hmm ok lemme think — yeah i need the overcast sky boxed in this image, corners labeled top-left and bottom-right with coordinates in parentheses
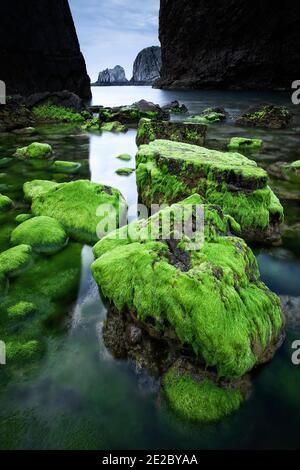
top-left (69, 0), bottom-right (160, 82)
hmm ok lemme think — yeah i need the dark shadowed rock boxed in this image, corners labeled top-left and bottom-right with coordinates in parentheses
top-left (131, 47), bottom-right (161, 85)
top-left (0, 99), bottom-right (34, 133)
top-left (92, 65), bottom-right (128, 86)
top-left (136, 118), bottom-right (207, 146)
top-left (19, 91), bottom-right (87, 112)
top-left (236, 105), bottom-right (292, 129)
top-left (0, 0), bottom-right (91, 98)
top-left (156, 0), bottom-right (300, 90)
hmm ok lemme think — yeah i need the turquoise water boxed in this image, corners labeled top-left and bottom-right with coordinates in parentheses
top-left (0, 87), bottom-right (299, 450)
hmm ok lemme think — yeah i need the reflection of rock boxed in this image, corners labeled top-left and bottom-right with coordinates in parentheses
top-left (131, 47), bottom-right (161, 85)
top-left (93, 66), bottom-right (128, 86)
top-left (281, 296), bottom-right (300, 330)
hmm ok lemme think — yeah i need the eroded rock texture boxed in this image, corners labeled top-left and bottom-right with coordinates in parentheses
top-left (156, 0), bottom-right (300, 90)
top-left (0, 0), bottom-right (91, 98)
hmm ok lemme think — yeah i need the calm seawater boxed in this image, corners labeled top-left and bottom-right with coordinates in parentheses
top-left (0, 86), bottom-right (299, 450)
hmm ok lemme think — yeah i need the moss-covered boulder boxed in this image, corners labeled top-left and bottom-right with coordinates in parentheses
top-left (0, 194), bottom-right (13, 212)
top-left (11, 216), bottom-right (68, 255)
top-left (6, 340), bottom-right (43, 364)
top-left (7, 301), bottom-right (37, 320)
top-left (51, 161), bottom-right (81, 174)
top-left (281, 161), bottom-right (300, 184)
top-left (14, 142), bottom-right (53, 160)
top-left (162, 101), bottom-right (188, 114)
top-left (117, 154), bottom-right (132, 162)
top-left (23, 180), bottom-right (59, 201)
top-left (101, 121), bottom-right (128, 133)
top-left (187, 108), bottom-right (227, 125)
top-left (15, 213), bottom-right (33, 224)
top-left (99, 100), bottom-right (169, 125)
top-left (136, 118), bottom-right (207, 147)
top-left (81, 118), bottom-right (100, 132)
top-left (116, 168), bottom-right (135, 176)
top-left (0, 245), bottom-right (32, 278)
top-left (32, 104), bottom-right (88, 123)
top-left (162, 362), bottom-right (249, 422)
top-left (236, 105), bottom-right (292, 129)
top-left (136, 140), bottom-right (284, 244)
top-left (27, 180), bottom-right (127, 244)
top-left (92, 195), bottom-right (284, 379)
top-left (228, 137), bottom-right (263, 152)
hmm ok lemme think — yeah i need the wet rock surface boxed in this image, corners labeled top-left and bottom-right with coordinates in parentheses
top-left (131, 47), bottom-right (162, 85)
top-left (136, 119), bottom-right (207, 147)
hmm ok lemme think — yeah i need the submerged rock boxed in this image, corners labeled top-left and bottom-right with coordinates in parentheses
top-left (99, 100), bottom-right (169, 125)
top-left (14, 142), bottom-right (53, 160)
top-left (117, 154), bottom-right (132, 162)
top-left (11, 216), bottom-right (68, 255)
top-left (136, 140), bottom-right (284, 244)
top-left (92, 195), bottom-right (284, 379)
top-left (100, 122), bottom-right (128, 133)
top-left (187, 108), bottom-right (227, 125)
top-left (51, 161), bottom-right (81, 174)
top-left (136, 119), bottom-right (207, 147)
top-left (27, 179), bottom-right (127, 244)
top-left (236, 105), bottom-right (292, 129)
top-left (0, 194), bottom-right (13, 212)
top-left (115, 168), bottom-right (135, 176)
top-left (228, 137), bottom-right (263, 152)
top-left (0, 245), bottom-right (32, 278)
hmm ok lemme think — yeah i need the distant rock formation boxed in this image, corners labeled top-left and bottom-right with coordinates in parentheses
top-left (92, 66), bottom-right (128, 86)
top-left (156, 0), bottom-right (300, 90)
top-left (0, 0), bottom-right (91, 99)
top-left (131, 47), bottom-right (161, 85)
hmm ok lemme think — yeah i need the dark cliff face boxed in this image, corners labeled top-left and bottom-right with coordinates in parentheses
top-left (131, 47), bottom-right (161, 84)
top-left (0, 0), bottom-right (91, 99)
top-left (156, 0), bottom-right (300, 90)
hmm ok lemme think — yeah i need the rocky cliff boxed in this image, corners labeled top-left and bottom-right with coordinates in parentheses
top-left (93, 66), bottom-right (128, 86)
top-left (131, 47), bottom-right (161, 85)
top-left (0, 0), bottom-right (91, 98)
top-left (156, 0), bottom-right (300, 90)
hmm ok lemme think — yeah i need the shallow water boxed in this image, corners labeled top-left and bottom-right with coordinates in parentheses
top-left (0, 87), bottom-right (300, 450)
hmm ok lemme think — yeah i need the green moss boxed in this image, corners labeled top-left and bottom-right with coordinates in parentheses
top-left (101, 121), bottom-right (128, 133)
top-left (281, 161), bottom-right (300, 184)
top-left (15, 213), bottom-right (33, 224)
top-left (23, 180), bottom-right (59, 201)
top-left (228, 137), bottom-right (263, 152)
top-left (81, 118), bottom-right (100, 132)
top-left (32, 104), bottom-right (87, 123)
top-left (187, 110), bottom-right (225, 125)
top-left (136, 140), bottom-right (284, 234)
top-left (29, 180), bottom-right (127, 244)
top-left (0, 194), bottom-right (13, 212)
top-left (117, 154), bottom-right (132, 162)
top-left (7, 301), bottom-right (37, 320)
top-left (0, 245), bottom-right (32, 278)
top-left (6, 340), bottom-right (43, 364)
top-left (51, 161), bottom-right (81, 174)
top-left (116, 167), bottom-right (135, 176)
top-left (92, 196), bottom-right (283, 378)
top-left (11, 216), bottom-right (68, 255)
top-left (14, 142), bottom-right (53, 160)
top-left (163, 367), bottom-right (244, 422)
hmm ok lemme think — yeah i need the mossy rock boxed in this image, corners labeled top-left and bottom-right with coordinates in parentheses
top-left (116, 168), bottom-right (135, 176)
top-left (187, 108), bottom-right (227, 125)
top-left (162, 363), bottom-right (247, 422)
top-left (228, 137), bottom-right (263, 152)
top-left (6, 340), bottom-right (43, 364)
top-left (117, 153), bottom-right (132, 162)
top-left (0, 194), bottom-right (13, 212)
top-left (281, 161), bottom-right (300, 184)
top-left (101, 121), bottom-right (128, 133)
top-left (28, 179), bottom-right (127, 244)
top-left (136, 139), bottom-right (284, 244)
top-left (136, 118), bottom-right (207, 147)
top-left (15, 213), bottom-right (33, 224)
top-left (92, 195), bottom-right (284, 379)
top-left (0, 245), bottom-right (32, 278)
top-left (51, 161), bottom-right (81, 174)
top-left (99, 100), bottom-right (168, 125)
top-left (7, 301), bottom-right (37, 320)
top-left (81, 118), bottom-right (100, 132)
top-left (11, 216), bottom-right (68, 255)
top-left (236, 105), bottom-right (292, 129)
top-left (14, 142), bottom-right (53, 160)
top-left (32, 104), bottom-right (87, 123)
top-left (23, 180), bottom-right (59, 201)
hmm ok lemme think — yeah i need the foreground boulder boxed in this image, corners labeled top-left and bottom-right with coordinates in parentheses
top-left (136, 118), bottom-right (207, 147)
top-left (25, 179), bottom-right (127, 244)
top-left (14, 142), bottom-right (53, 160)
top-left (99, 100), bottom-right (169, 125)
top-left (236, 105), bottom-right (292, 129)
top-left (136, 140), bottom-right (284, 244)
top-left (92, 195), bottom-right (284, 380)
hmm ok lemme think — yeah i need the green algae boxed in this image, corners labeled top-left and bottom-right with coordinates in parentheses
top-left (28, 179), bottom-right (127, 244)
top-left (116, 168), bottom-right (135, 176)
top-left (136, 140), bottom-right (284, 237)
top-left (32, 104), bottom-right (87, 123)
top-left (14, 142), bottom-right (53, 160)
top-left (228, 137), bottom-right (263, 152)
top-left (11, 216), bottom-right (68, 255)
top-left (163, 366), bottom-right (244, 422)
top-left (92, 196), bottom-right (283, 379)
top-left (101, 122), bottom-right (128, 133)
top-left (117, 153), bottom-right (132, 162)
top-left (7, 301), bottom-right (37, 320)
top-left (23, 180), bottom-right (59, 201)
top-left (0, 194), bottom-right (13, 212)
top-left (51, 161), bottom-right (81, 174)
top-left (81, 118), bottom-right (100, 132)
top-left (15, 214), bottom-right (33, 224)
top-left (6, 340), bottom-right (44, 364)
top-left (0, 245), bottom-right (32, 278)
